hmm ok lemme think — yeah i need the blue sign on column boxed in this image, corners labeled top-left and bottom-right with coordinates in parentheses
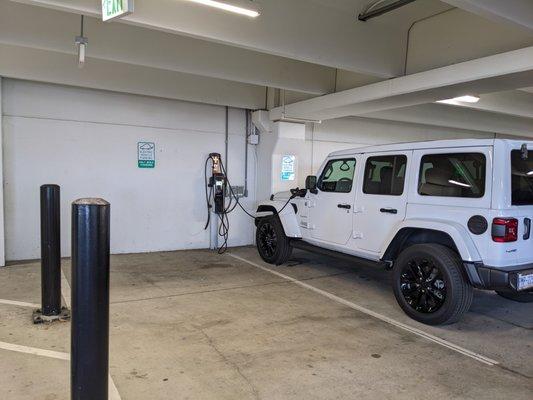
top-left (281, 155), bottom-right (296, 181)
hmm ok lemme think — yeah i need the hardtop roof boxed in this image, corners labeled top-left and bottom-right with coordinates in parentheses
top-left (327, 138), bottom-right (532, 157)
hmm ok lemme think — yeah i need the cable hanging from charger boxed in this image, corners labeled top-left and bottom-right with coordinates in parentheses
top-left (203, 153), bottom-right (298, 254)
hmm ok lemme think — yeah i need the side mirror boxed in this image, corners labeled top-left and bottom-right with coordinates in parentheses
top-left (305, 175), bottom-right (318, 194)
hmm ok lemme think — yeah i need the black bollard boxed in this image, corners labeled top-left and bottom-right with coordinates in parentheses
top-left (33, 184), bottom-right (69, 324)
top-left (71, 198), bottom-right (110, 400)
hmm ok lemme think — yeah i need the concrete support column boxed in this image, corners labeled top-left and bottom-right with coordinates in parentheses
top-left (252, 111), bottom-right (306, 202)
top-left (0, 77), bottom-right (5, 267)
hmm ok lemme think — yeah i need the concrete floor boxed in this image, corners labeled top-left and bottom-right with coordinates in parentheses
top-left (0, 246), bottom-right (531, 399)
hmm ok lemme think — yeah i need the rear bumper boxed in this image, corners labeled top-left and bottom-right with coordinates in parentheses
top-left (464, 262), bottom-right (533, 291)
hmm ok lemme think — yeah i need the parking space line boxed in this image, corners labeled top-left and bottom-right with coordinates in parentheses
top-left (228, 253), bottom-right (499, 367)
top-left (0, 299), bottom-right (40, 308)
top-left (0, 340), bottom-right (122, 398)
top-left (0, 341), bottom-right (69, 360)
top-left (60, 267), bottom-right (122, 400)
top-left (60, 268), bottom-right (71, 308)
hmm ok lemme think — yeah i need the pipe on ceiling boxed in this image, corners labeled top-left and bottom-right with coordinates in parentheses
top-left (358, 0), bottom-right (417, 21)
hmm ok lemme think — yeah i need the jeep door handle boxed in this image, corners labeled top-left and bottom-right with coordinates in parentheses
top-left (380, 208), bottom-right (398, 214)
top-left (337, 203), bottom-right (351, 209)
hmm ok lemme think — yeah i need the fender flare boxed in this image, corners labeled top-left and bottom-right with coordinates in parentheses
top-left (381, 218), bottom-right (482, 262)
top-left (256, 200), bottom-right (302, 239)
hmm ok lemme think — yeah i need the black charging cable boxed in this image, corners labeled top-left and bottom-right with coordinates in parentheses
top-left (203, 155), bottom-right (298, 254)
top-left (203, 157), bottom-right (213, 230)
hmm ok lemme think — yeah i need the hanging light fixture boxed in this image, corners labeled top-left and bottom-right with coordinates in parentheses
top-left (75, 15), bottom-right (88, 68)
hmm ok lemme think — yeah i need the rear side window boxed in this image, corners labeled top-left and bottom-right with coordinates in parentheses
top-left (418, 153), bottom-right (486, 198)
top-left (363, 155), bottom-right (407, 195)
top-left (318, 158), bottom-right (356, 193)
top-left (511, 149), bottom-right (533, 205)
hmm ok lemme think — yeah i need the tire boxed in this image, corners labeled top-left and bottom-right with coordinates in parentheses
top-left (495, 290), bottom-right (533, 303)
top-left (392, 244), bottom-right (473, 325)
top-left (256, 216), bottom-right (292, 265)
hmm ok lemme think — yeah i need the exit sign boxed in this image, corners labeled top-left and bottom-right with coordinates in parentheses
top-left (102, 0), bottom-right (134, 22)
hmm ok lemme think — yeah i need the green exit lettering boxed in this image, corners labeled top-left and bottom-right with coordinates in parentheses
top-left (102, 0), bottom-right (133, 21)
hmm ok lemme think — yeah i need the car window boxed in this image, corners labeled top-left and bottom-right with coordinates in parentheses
top-left (363, 155), bottom-right (407, 195)
top-left (318, 158), bottom-right (356, 193)
top-left (418, 153), bottom-right (486, 198)
top-left (511, 149), bottom-right (533, 205)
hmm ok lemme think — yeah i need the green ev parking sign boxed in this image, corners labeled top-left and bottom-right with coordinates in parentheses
top-left (138, 142), bottom-right (155, 168)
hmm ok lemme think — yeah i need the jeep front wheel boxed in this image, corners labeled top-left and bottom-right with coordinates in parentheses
top-left (256, 217), bottom-right (292, 265)
top-left (392, 244), bottom-right (473, 325)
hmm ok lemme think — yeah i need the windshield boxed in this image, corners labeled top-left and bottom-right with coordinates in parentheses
top-left (511, 149), bottom-right (533, 205)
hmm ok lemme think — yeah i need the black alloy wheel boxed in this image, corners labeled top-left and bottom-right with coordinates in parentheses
top-left (392, 244), bottom-right (473, 325)
top-left (255, 217), bottom-right (292, 265)
top-left (399, 258), bottom-right (446, 313)
top-left (258, 221), bottom-right (278, 258)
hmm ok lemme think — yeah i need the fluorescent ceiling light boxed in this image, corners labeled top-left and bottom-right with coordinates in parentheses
top-left (527, 170), bottom-right (533, 176)
top-left (184, 0), bottom-right (260, 17)
top-left (437, 95), bottom-right (480, 105)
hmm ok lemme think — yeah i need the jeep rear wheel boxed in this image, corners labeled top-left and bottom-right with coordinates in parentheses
top-left (256, 217), bottom-right (292, 265)
top-left (392, 244), bottom-right (473, 325)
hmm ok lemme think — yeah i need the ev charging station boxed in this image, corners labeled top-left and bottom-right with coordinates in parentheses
top-left (205, 153), bottom-right (226, 250)
top-left (202, 114), bottom-right (306, 254)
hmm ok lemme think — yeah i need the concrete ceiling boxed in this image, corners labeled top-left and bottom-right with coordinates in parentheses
top-left (3, 0), bottom-right (533, 138)
top-left (441, 0), bottom-right (533, 30)
top-left (308, 0), bottom-right (451, 30)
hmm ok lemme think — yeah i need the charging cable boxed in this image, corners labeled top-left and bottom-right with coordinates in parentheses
top-left (203, 155), bottom-right (298, 254)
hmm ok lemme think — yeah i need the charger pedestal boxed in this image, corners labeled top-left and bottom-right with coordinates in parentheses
top-left (210, 210), bottom-right (218, 250)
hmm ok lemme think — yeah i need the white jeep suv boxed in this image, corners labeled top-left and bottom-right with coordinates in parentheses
top-left (255, 139), bottom-right (533, 325)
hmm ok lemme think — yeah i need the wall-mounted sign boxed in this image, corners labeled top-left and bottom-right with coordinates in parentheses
top-left (138, 142), bottom-right (155, 168)
top-left (102, 0), bottom-right (134, 22)
top-left (281, 155), bottom-right (296, 181)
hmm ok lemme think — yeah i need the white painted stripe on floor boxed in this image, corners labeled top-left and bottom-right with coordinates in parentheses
top-left (60, 268), bottom-right (71, 308)
top-left (108, 376), bottom-right (121, 400)
top-left (0, 341), bottom-right (69, 360)
top-left (228, 253), bottom-right (499, 367)
top-left (0, 298), bottom-right (40, 308)
top-left (61, 267), bottom-right (122, 400)
top-left (0, 340), bottom-right (121, 399)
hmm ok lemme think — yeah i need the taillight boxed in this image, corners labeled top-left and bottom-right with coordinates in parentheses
top-left (492, 218), bottom-right (518, 242)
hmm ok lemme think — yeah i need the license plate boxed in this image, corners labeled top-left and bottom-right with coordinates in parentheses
top-left (517, 272), bottom-right (533, 290)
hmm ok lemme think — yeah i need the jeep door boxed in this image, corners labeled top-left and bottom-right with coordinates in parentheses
top-left (307, 156), bottom-right (359, 245)
top-left (354, 152), bottom-right (411, 253)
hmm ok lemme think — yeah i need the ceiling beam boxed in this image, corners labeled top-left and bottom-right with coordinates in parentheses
top-left (1, 0), bottom-right (336, 95)
top-left (0, 43), bottom-right (266, 109)
top-left (441, 0), bottom-right (533, 30)
top-left (439, 90), bottom-right (533, 119)
top-left (10, 0), bottom-right (404, 77)
top-left (270, 45), bottom-right (533, 121)
top-left (363, 103), bottom-right (533, 137)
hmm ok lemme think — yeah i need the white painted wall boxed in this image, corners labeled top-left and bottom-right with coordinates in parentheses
top-left (256, 122), bottom-right (306, 199)
top-left (2, 79), bottom-right (256, 261)
top-left (1, 80), bottom-right (500, 262)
